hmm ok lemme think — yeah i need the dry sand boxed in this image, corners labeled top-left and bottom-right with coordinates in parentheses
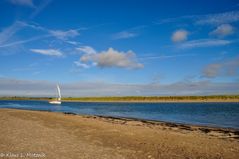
top-left (0, 108), bottom-right (238, 159)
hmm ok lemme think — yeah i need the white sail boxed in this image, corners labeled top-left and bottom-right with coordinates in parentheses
top-left (57, 84), bottom-right (61, 100)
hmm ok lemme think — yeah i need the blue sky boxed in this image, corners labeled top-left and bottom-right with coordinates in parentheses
top-left (0, 0), bottom-right (239, 96)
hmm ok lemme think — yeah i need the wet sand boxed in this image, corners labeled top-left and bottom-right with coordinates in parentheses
top-left (0, 108), bottom-right (238, 159)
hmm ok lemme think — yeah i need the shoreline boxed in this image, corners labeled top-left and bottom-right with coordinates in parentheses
top-left (62, 99), bottom-right (239, 103)
top-left (37, 109), bottom-right (239, 132)
top-left (1, 98), bottom-right (239, 103)
top-left (2, 107), bottom-right (239, 131)
top-left (1, 108), bottom-right (239, 137)
top-left (3, 108), bottom-right (239, 132)
top-left (92, 115), bottom-right (239, 132)
top-left (0, 108), bottom-right (239, 158)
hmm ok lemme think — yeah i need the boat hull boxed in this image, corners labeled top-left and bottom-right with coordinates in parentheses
top-left (49, 101), bottom-right (61, 104)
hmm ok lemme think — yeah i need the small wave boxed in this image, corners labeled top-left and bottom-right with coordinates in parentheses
top-left (5, 103), bottom-right (27, 107)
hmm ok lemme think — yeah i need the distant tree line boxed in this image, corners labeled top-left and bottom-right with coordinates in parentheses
top-left (62, 95), bottom-right (239, 101)
top-left (0, 95), bottom-right (238, 101)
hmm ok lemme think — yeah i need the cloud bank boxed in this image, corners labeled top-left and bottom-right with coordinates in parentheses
top-left (0, 78), bottom-right (238, 97)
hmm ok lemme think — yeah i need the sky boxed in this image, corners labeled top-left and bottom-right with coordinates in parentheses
top-left (0, 0), bottom-right (239, 97)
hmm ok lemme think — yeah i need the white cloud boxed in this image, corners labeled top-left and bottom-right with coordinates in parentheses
top-left (95, 48), bottom-right (142, 68)
top-left (22, 21), bottom-right (46, 31)
top-left (0, 21), bottom-right (50, 48)
top-left (203, 57), bottom-right (239, 78)
top-left (76, 47), bottom-right (143, 69)
top-left (74, 61), bottom-right (90, 69)
top-left (210, 24), bottom-right (235, 37)
top-left (139, 54), bottom-right (196, 60)
top-left (196, 11), bottom-right (239, 25)
top-left (202, 64), bottom-right (222, 78)
top-left (9, 0), bottom-right (35, 7)
top-left (49, 29), bottom-right (80, 40)
top-left (178, 39), bottom-right (231, 49)
top-left (0, 21), bottom-right (49, 56)
top-left (157, 11), bottom-right (239, 26)
top-left (30, 49), bottom-right (63, 57)
top-left (0, 35), bottom-right (50, 48)
top-left (66, 41), bottom-right (80, 45)
top-left (112, 25), bottom-right (146, 40)
top-left (0, 21), bottom-right (26, 45)
top-left (0, 20), bottom-right (81, 50)
top-left (171, 29), bottom-right (189, 43)
top-left (113, 31), bottom-right (138, 40)
top-left (29, 0), bottom-right (53, 19)
top-left (76, 46), bottom-right (97, 54)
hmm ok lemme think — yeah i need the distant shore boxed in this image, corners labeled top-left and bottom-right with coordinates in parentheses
top-left (61, 99), bottom-right (239, 103)
top-left (0, 108), bottom-right (238, 159)
top-left (0, 95), bottom-right (239, 103)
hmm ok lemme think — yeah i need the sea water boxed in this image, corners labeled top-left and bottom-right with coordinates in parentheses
top-left (0, 100), bottom-right (238, 129)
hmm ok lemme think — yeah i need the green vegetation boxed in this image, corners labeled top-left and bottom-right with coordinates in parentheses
top-left (0, 95), bottom-right (238, 102)
top-left (0, 96), bottom-right (52, 101)
top-left (62, 95), bottom-right (239, 102)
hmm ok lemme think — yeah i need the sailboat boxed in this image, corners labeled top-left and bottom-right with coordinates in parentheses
top-left (49, 84), bottom-right (62, 104)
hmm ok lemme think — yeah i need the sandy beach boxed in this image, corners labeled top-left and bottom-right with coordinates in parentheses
top-left (0, 108), bottom-right (239, 159)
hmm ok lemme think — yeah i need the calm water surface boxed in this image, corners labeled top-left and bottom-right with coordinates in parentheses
top-left (0, 100), bottom-right (239, 129)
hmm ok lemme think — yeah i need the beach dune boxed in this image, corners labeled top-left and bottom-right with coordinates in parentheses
top-left (0, 109), bottom-right (238, 159)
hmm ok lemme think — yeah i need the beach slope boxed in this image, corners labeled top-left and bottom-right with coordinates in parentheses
top-left (0, 109), bottom-right (238, 159)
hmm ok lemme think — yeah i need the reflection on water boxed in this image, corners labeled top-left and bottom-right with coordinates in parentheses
top-left (0, 100), bottom-right (239, 129)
